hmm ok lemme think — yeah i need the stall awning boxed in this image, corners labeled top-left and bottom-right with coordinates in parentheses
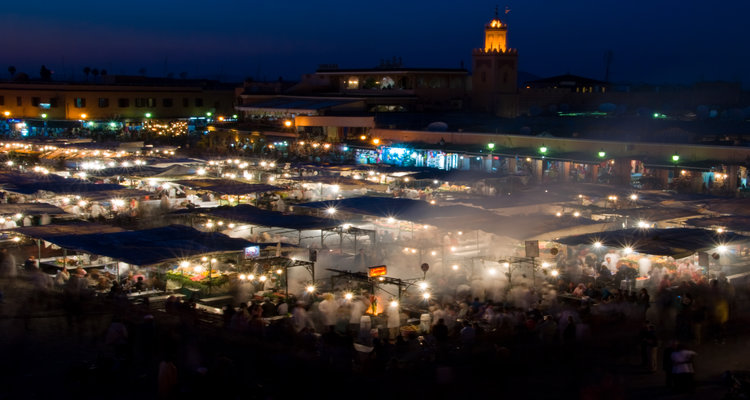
top-left (172, 179), bottom-right (282, 196)
top-left (0, 202), bottom-right (69, 216)
top-left (0, 171), bottom-right (142, 196)
top-left (11, 222), bottom-right (127, 238)
top-left (33, 224), bottom-right (253, 266)
top-left (554, 227), bottom-right (749, 258)
top-left (174, 204), bottom-right (338, 231)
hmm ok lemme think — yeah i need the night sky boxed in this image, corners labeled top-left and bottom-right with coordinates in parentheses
top-left (2, 0), bottom-right (749, 86)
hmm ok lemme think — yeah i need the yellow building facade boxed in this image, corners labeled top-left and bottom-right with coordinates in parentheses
top-left (0, 81), bottom-right (236, 121)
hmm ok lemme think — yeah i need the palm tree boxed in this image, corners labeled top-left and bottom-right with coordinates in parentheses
top-left (100, 69), bottom-right (107, 77)
top-left (83, 67), bottom-right (91, 82)
top-left (91, 68), bottom-right (99, 82)
top-left (7, 66), bottom-right (16, 79)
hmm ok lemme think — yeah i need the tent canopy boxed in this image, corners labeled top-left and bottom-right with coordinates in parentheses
top-left (0, 202), bottom-right (69, 216)
top-left (12, 222), bottom-right (126, 238)
top-left (174, 204), bottom-right (338, 231)
top-left (172, 179), bottom-right (282, 195)
top-left (555, 227), bottom-right (749, 258)
top-left (25, 224), bottom-right (254, 267)
top-left (297, 196), bottom-right (601, 240)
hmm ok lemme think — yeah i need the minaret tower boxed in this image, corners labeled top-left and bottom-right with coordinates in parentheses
top-left (472, 8), bottom-right (518, 117)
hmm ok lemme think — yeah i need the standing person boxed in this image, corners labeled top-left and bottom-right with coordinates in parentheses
top-left (671, 343), bottom-right (697, 393)
top-left (639, 323), bottom-right (659, 372)
top-left (637, 288), bottom-right (651, 317)
top-left (663, 341), bottom-right (677, 389)
top-left (387, 299), bottom-right (401, 341)
top-left (317, 293), bottom-right (339, 331)
top-left (158, 354), bottom-right (178, 400)
top-left (0, 248), bottom-right (17, 278)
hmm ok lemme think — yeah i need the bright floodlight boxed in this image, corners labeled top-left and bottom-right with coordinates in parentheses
top-left (452, 264), bottom-right (459, 271)
top-left (422, 292), bottom-right (431, 300)
top-left (551, 269), bottom-right (559, 277)
top-left (418, 282), bottom-right (428, 290)
top-left (717, 245), bottom-right (728, 254)
top-left (624, 246), bottom-right (633, 254)
top-left (248, 274), bottom-right (255, 280)
top-left (259, 275), bottom-right (267, 282)
top-left (276, 269), bottom-right (283, 274)
top-left (180, 261), bottom-right (190, 268)
top-left (326, 207), bottom-right (337, 215)
top-left (542, 262), bottom-right (550, 268)
top-left (630, 194), bottom-right (638, 201)
top-left (503, 262), bottom-right (510, 268)
top-left (390, 300), bottom-right (399, 308)
top-left (344, 292), bottom-right (354, 300)
top-left (239, 274), bottom-right (246, 280)
top-left (488, 268), bottom-right (497, 276)
top-left (573, 211), bottom-right (580, 217)
top-left (717, 228), bottom-right (725, 233)
top-left (638, 221), bottom-right (650, 228)
top-left (594, 241), bottom-right (602, 248)
top-left (306, 285), bottom-right (315, 293)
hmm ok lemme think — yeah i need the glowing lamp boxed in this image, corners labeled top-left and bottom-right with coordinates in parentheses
top-left (539, 146), bottom-right (548, 154)
top-left (672, 154), bottom-right (680, 162)
top-left (598, 150), bottom-right (606, 158)
top-left (487, 143), bottom-right (495, 150)
top-left (306, 285), bottom-right (315, 293)
top-left (344, 292), bottom-right (353, 300)
top-left (422, 292), bottom-right (431, 300)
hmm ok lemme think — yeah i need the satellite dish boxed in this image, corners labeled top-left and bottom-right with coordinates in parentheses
top-left (426, 122), bottom-right (448, 132)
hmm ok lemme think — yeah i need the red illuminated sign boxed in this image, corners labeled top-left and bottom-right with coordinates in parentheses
top-left (368, 265), bottom-right (387, 277)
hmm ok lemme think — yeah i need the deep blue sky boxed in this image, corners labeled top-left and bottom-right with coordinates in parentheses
top-left (2, 1), bottom-right (749, 86)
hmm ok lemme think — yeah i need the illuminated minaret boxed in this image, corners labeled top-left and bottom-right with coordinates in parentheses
top-left (472, 9), bottom-right (518, 117)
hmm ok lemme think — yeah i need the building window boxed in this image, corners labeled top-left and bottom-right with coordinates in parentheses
top-left (195, 98), bottom-right (203, 107)
top-left (147, 98), bottom-right (156, 107)
top-left (163, 98), bottom-right (173, 107)
top-left (98, 98), bottom-right (110, 108)
top-left (118, 98), bottom-right (130, 108)
top-left (0, 96), bottom-right (4, 106)
top-left (183, 98), bottom-right (189, 107)
top-left (346, 77), bottom-right (359, 89)
top-left (16, 97), bottom-right (22, 106)
top-left (49, 98), bottom-right (58, 108)
top-left (31, 97), bottom-right (41, 107)
top-left (481, 72), bottom-right (486, 83)
top-left (74, 98), bottom-right (86, 108)
top-left (135, 98), bottom-right (146, 108)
